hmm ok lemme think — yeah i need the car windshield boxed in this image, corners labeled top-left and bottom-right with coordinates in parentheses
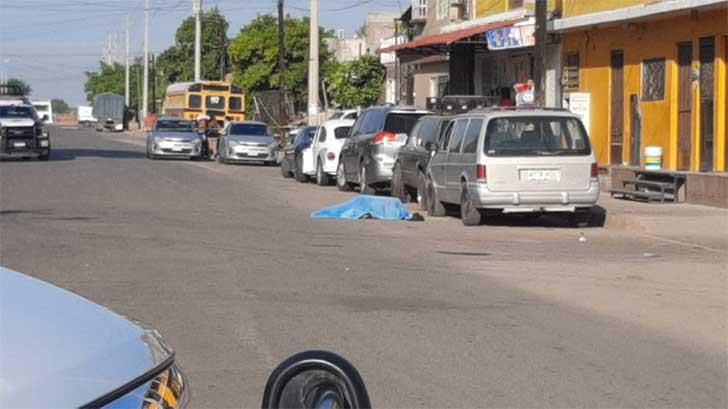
top-left (230, 124), bottom-right (268, 136)
top-left (484, 116), bottom-right (591, 156)
top-left (328, 112), bottom-right (343, 120)
top-left (384, 113), bottom-right (426, 135)
top-left (0, 106), bottom-right (36, 119)
top-left (155, 119), bottom-right (197, 131)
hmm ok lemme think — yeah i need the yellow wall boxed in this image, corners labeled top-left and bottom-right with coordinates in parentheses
top-left (476, 0), bottom-right (561, 18)
top-left (562, 0), bottom-right (651, 17)
top-left (562, 8), bottom-right (728, 171)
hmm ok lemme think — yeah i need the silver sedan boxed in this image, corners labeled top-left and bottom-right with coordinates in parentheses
top-left (146, 117), bottom-right (204, 159)
top-left (218, 120), bottom-right (279, 165)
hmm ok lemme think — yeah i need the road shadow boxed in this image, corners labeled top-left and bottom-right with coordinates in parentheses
top-left (442, 205), bottom-right (608, 229)
top-left (49, 148), bottom-right (146, 161)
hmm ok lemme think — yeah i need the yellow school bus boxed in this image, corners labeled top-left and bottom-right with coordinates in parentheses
top-left (162, 81), bottom-right (245, 123)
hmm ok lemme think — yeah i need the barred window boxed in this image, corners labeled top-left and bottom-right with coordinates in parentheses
top-left (562, 52), bottom-right (579, 92)
top-left (642, 58), bottom-right (665, 101)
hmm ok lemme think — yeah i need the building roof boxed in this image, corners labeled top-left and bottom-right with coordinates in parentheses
top-left (379, 18), bottom-right (527, 54)
top-left (550, 0), bottom-right (727, 32)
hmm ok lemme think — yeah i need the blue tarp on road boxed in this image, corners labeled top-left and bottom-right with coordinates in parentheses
top-left (311, 195), bottom-right (412, 221)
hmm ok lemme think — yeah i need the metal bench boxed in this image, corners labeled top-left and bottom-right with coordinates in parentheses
top-left (609, 169), bottom-right (686, 203)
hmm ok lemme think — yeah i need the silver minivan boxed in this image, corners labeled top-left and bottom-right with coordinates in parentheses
top-left (425, 108), bottom-right (599, 226)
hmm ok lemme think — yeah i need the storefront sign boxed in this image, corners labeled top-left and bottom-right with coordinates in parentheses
top-left (485, 24), bottom-right (535, 51)
top-left (568, 93), bottom-right (591, 134)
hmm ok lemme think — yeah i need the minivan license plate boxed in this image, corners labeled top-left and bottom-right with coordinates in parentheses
top-left (522, 169), bottom-right (558, 181)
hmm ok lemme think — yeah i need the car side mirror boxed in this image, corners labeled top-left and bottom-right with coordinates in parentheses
top-left (262, 351), bottom-right (371, 409)
top-left (41, 114), bottom-right (49, 122)
top-left (425, 142), bottom-right (437, 152)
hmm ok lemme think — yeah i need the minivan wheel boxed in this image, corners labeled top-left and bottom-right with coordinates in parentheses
top-left (427, 177), bottom-right (447, 217)
top-left (460, 184), bottom-right (484, 226)
top-left (359, 163), bottom-right (376, 195)
top-left (336, 161), bottom-right (353, 192)
top-left (391, 163), bottom-right (407, 202)
top-left (316, 160), bottom-right (330, 186)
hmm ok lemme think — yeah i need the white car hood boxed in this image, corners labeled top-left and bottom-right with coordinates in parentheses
top-left (0, 267), bottom-right (173, 408)
top-left (0, 118), bottom-right (36, 127)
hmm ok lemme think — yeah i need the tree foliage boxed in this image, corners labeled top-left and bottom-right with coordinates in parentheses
top-left (228, 15), bottom-right (334, 110)
top-left (84, 61), bottom-right (141, 109)
top-left (156, 8), bottom-right (229, 85)
top-left (327, 55), bottom-right (385, 108)
top-left (51, 99), bottom-right (72, 115)
top-left (6, 78), bottom-right (32, 95)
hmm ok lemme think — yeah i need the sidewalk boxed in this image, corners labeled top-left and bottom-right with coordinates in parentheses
top-left (600, 193), bottom-right (728, 252)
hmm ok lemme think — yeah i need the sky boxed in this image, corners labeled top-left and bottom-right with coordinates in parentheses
top-left (0, 0), bottom-right (403, 106)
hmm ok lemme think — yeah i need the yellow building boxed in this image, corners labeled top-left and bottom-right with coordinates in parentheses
top-left (552, 0), bottom-right (727, 172)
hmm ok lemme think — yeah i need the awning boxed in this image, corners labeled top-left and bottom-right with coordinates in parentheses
top-left (379, 18), bottom-right (527, 54)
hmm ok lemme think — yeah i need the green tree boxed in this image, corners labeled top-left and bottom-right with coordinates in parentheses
top-left (326, 55), bottom-right (385, 108)
top-left (227, 15), bottom-right (334, 111)
top-left (84, 61), bottom-right (141, 109)
top-left (6, 78), bottom-right (32, 95)
top-left (156, 8), bottom-right (229, 85)
top-left (51, 99), bottom-right (71, 115)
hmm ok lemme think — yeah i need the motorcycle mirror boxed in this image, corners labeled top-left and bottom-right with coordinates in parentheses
top-left (262, 350), bottom-right (371, 409)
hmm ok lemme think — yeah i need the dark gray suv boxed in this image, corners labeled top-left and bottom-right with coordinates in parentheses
top-left (337, 106), bottom-right (429, 194)
top-left (391, 115), bottom-right (452, 208)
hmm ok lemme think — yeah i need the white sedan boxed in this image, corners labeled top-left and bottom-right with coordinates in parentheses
top-left (302, 119), bottom-right (355, 185)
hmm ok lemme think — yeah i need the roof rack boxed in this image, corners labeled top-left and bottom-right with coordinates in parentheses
top-left (469, 106), bottom-right (570, 113)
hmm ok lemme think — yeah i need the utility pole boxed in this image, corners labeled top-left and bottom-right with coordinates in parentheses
top-left (125, 15), bottom-right (130, 108)
top-left (307, 0), bottom-right (319, 124)
top-left (194, 0), bottom-right (202, 82)
top-left (534, 0), bottom-right (548, 106)
top-left (151, 54), bottom-right (156, 114)
top-left (277, 0), bottom-right (287, 123)
top-left (143, 0), bottom-right (149, 119)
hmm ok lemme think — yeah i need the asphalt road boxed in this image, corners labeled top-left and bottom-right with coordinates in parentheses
top-left (1, 126), bottom-right (726, 408)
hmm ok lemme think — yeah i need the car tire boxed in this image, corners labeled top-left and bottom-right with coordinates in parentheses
top-left (359, 162), bottom-right (376, 195)
top-left (337, 161), bottom-right (353, 192)
top-left (416, 171), bottom-right (428, 211)
top-left (426, 177), bottom-right (447, 217)
top-left (391, 163), bottom-right (407, 203)
top-left (38, 153), bottom-right (49, 161)
top-left (316, 160), bottom-right (330, 186)
top-left (281, 160), bottom-right (293, 178)
top-left (460, 184), bottom-right (484, 226)
top-left (294, 154), bottom-right (307, 183)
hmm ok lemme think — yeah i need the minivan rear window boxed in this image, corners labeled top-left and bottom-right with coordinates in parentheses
top-left (484, 116), bottom-right (591, 156)
top-left (384, 113), bottom-right (425, 135)
top-left (334, 126), bottom-right (352, 139)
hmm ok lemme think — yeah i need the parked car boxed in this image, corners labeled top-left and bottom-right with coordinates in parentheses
top-left (146, 117), bottom-right (203, 160)
top-left (280, 125), bottom-right (318, 180)
top-left (337, 106), bottom-right (429, 194)
top-left (218, 120), bottom-right (278, 165)
top-left (391, 115), bottom-right (452, 207)
top-left (304, 119), bottom-right (355, 185)
top-left (328, 109), bottom-right (359, 121)
top-left (0, 266), bottom-right (188, 408)
top-left (425, 108), bottom-right (599, 226)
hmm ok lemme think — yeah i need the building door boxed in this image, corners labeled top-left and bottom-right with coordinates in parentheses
top-left (677, 42), bottom-right (693, 170)
top-left (610, 50), bottom-right (624, 164)
top-left (699, 36), bottom-right (715, 172)
top-left (630, 95), bottom-right (641, 166)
